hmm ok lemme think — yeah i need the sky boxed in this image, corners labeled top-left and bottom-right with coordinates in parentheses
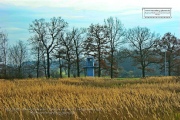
top-left (0, 0), bottom-right (180, 45)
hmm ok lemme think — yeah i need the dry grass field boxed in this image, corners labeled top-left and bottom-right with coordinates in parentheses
top-left (0, 77), bottom-right (180, 120)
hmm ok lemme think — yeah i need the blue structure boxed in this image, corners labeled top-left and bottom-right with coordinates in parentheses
top-left (84, 57), bottom-right (95, 76)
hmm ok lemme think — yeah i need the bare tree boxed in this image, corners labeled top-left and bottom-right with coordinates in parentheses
top-left (29, 17), bottom-right (68, 78)
top-left (104, 17), bottom-right (125, 78)
top-left (125, 26), bottom-right (159, 77)
top-left (84, 24), bottom-right (109, 77)
top-left (29, 35), bottom-right (46, 78)
top-left (57, 32), bottom-right (74, 77)
top-left (55, 28), bottom-right (85, 78)
top-left (71, 28), bottom-right (86, 77)
top-left (154, 32), bottom-right (180, 76)
top-left (8, 40), bottom-right (27, 78)
top-left (0, 29), bottom-right (8, 78)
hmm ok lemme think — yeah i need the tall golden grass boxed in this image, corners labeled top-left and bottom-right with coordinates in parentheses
top-left (0, 77), bottom-right (180, 120)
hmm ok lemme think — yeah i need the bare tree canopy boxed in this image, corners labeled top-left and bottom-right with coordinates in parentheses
top-left (104, 17), bottom-right (125, 78)
top-left (28, 35), bottom-right (46, 78)
top-left (57, 31), bottom-right (75, 77)
top-left (29, 17), bottom-right (68, 78)
top-left (71, 28), bottom-right (86, 77)
top-left (0, 29), bottom-right (8, 78)
top-left (125, 26), bottom-right (160, 77)
top-left (154, 32), bottom-right (180, 76)
top-left (0, 16), bottom-right (177, 79)
top-left (84, 24), bottom-right (109, 77)
top-left (8, 40), bottom-right (27, 78)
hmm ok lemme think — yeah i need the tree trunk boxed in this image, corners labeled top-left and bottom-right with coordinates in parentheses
top-left (110, 50), bottom-right (114, 79)
top-left (60, 65), bottom-right (62, 78)
top-left (98, 45), bottom-right (101, 77)
top-left (141, 59), bottom-right (145, 77)
top-left (142, 66), bottom-right (145, 77)
top-left (59, 58), bottom-right (62, 78)
top-left (140, 48), bottom-right (145, 77)
top-left (4, 55), bottom-right (7, 78)
top-left (37, 47), bottom-right (40, 78)
top-left (4, 49), bottom-right (7, 78)
top-left (4, 64), bottom-right (7, 78)
top-left (76, 53), bottom-right (80, 77)
top-left (47, 50), bottom-right (50, 78)
top-left (68, 62), bottom-right (70, 77)
top-left (168, 59), bottom-right (171, 76)
top-left (98, 55), bottom-right (101, 77)
top-left (43, 58), bottom-right (47, 77)
top-left (18, 66), bottom-right (22, 78)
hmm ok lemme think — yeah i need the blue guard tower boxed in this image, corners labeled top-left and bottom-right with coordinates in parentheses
top-left (84, 56), bottom-right (95, 76)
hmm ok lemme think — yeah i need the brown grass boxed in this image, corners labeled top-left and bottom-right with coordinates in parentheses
top-left (0, 77), bottom-right (180, 120)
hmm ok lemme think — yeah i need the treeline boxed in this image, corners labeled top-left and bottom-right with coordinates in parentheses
top-left (0, 17), bottom-right (180, 79)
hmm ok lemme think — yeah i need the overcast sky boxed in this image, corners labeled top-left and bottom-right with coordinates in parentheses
top-left (0, 0), bottom-right (180, 45)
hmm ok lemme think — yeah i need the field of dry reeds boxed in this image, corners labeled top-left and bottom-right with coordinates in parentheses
top-left (0, 77), bottom-right (180, 120)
